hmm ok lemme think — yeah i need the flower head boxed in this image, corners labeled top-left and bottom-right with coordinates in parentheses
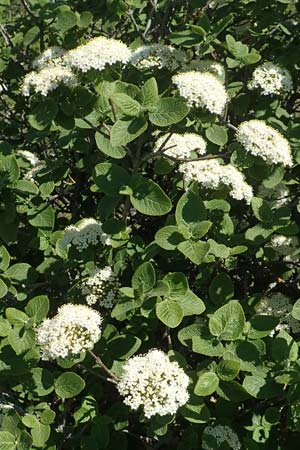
top-left (202, 425), bottom-right (241, 450)
top-left (130, 45), bottom-right (185, 71)
top-left (180, 60), bottom-right (225, 80)
top-left (154, 133), bottom-right (207, 160)
top-left (117, 349), bottom-right (189, 418)
top-left (178, 159), bottom-right (253, 203)
top-left (22, 64), bottom-right (76, 96)
top-left (236, 120), bottom-right (292, 166)
top-left (33, 47), bottom-right (66, 69)
top-left (37, 304), bottom-right (103, 360)
top-left (60, 218), bottom-right (111, 252)
top-left (172, 71), bottom-right (228, 115)
top-left (81, 266), bottom-right (120, 308)
top-left (258, 182), bottom-right (290, 208)
top-left (248, 62), bottom-right (292, 96)
top-left (64, 36), bottom-right (132, 72)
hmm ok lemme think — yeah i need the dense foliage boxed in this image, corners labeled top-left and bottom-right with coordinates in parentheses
top-left (1, 0), bottom-right (300, 449)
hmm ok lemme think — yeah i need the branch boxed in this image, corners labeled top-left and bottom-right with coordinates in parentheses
top-left (87, 350), bottom-right (119, 384)
top-left (20, 0), bottom-right (37, 18)
top-left (0, 23), bottom-right (13, 47)
top-left (128, 11), bottom-right (147, 43)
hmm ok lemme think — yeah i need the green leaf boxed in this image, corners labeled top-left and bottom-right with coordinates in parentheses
top-left (28, 99), bottom-right (58, 130)
top-left (77, 11), bottom-right (93, 28)
top-left (209, 300), bottom-right (245, 340)
top-left (6, 307), bottom-right (29, 326)
top-left (0, 278), bottom-right (7, 298)
top-left (106, 335), bottom-right (141, 360)
top-left (163, 272), bottom-right (188, 300)
top-left (27, 368), bottom-right (55, 396)
top-left (177, 290), bottom-right (206, 316)
top-left (251, 197), bottom-right (273, 222)
top-left (110, 117), bottom-right (147, 146)
top-left (194, 372), bottom-right (219, 396)
top-left (130, 175), bottom-right (172, 216)
top-left (180, 396), bottom-right (210, 424)
top-left (28, 205), bottom-right (55, 230)
top-left (140, 77), bottom-right (158, 109)
top-left (25, 296), bottom-right (49, 323)
top-left (217, 360), bottom-right (240, 381)
top-left (31, 423), bottom-right (50, 448)
top-left (0, 155), bottom-right (20, 184)
top-left (8, 328), bottom-right (36, 355)
top-left (155, 225), bottom-right (185, 250)
top-left (248, 315), bottom-right (279, 339)
top-left (6, 263), bottom-right (35, 282)
top-left (208, 239), bottom-right (230, 258)
top-left (209, 272), bottom-right (234, 304)
top-left (17, 430), bottom-right (33, 450)
top-left (292, 299), bottom-right (300, 320)
top-left (95, 133), bottom-right (126, 159)
top-left (243, 376), bottom-right (281, 399)
top-left (205, 124), bottom-right (228, 146)
top-left (23, 26), bottom-right (40, 46)
top-left (149, 98), bottom-right (189, 127)
top-left (176, 191), bottom-right (207, 228)
top-left (156, 299), bottom-right (184, 328)
top-left (0, 431), bottom-right (16, 450)
top-left (56, 10), bottom-right (78, 32)
top-left (15, 180), bottom-right (39, 195)
top-left (177, 240), bottom-right (210, 265)
top-left (54, 372), bottom-right (85, 398)
top-left (0, 245), bottom-right (10, 271)
top-left (226, 34), bottom-right (248, 58)
top-left (178, 323), bottom-right (224, 356)
top-left (132, 262), bottom-right (156, 293)
top-left (93, 162), bottom-right (130, 195)
top-left (111, 93), bottom-right (141, 116)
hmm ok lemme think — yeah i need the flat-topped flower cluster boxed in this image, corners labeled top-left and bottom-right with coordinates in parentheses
top-left (37, 304), bottom-right (103, 360)
top-left (81, 266), bottom-right (120, 308)
top-left (60, 218), bottom-right (110, 252)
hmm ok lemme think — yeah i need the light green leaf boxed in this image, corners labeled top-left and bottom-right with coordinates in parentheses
top-left (194, 372), bottom-right (219, 396)
top-left (292, 299), bottom-right (300, 320)
top-left (6, 307), bottom-right (28, 326)
top-left (28, 205), bottom-right (55, 230)
top-left (31, 423), bottom-right (50, 448)
top-left (0, 245), bottom-right (10, 271)
top-left (132, 262), bottom-right (156, 293)
top-left (163, 272), bottom-right (188, 301)
top-left (55, 372), bottom-right (85, 398)
top-left (217, 360), bottom-right (240, 381)
top-left (0, 278), bottom-right (7, 298)
top-left (93, 162), bottom-right (130, 195)
top-left (130, 175), bottom-right (172, 216)
top-left (177, 240), bottom-right (210, 265)
top-left (209, 300), bottom-right (245, 340)
top-left (177, 290), bottom-right (206, 316)
top-left (0, 431), bottom-right (16, 450)
top-left (25, 295), bottom-right (49, 323)
top-left (251, 197), bottom-right (273, 222)
top-left (110, 117), bottom-right (147, 146)
top-left (176, 191), bottom-right (207, 228)
top-left (28, 99), bottom-right (58, 130)
top-left (155, 225), bottom-right (185, 250)
top-left (205, 124), bottom-right (228, 146)
top-left (156, 299), bottom-right (184, 328)
top-left (111, 93), bottom-right (141, 116)
top-left (140, 77), bottom-right (158, 109)
top-left (56, 11), bottom-right (78, 32)
top-left (95, 133), bottom-right (126, 159)
top-left (149, 98), bottom-right (189, 126)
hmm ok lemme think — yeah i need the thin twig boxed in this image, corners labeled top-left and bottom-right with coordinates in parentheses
top-left (128, 11), bottom-right (147, 43)
top-left (109, 98), bottom-right (118, 122)
top-left (0, 23), bottom-right (13, 47)
top-left (77, 363), bottom-right (117, 384)
top-left (20, 0), bottom-right (37, 18)
top-left (122, 196), bottom-right (131, 222)
top-left (87, 350), bottom-right (119, 383)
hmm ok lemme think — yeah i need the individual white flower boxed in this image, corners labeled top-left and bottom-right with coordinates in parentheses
top-left (81, 266), bottom-right (120, 308)
top-left (154, 133), bottom-right (207, 159)
top-left (130, 45), bottom-right (185, 71)
top-left (117, 349), bottom-right (189, 418)
top-left (60, 218), bottom-right (111, 252)
top-left (33, 46), bottom-right (66, 69)
top-left (236, 120), bottom-right (292, 166)
top-left (178, 159), bottom-right (253, 203)
top-left (180, 60), bottom-right (225, 80)
top-left (172, 71), bottom-right (228, 115)
top-left (17, 150), bottom-right (40, 167)
top-left (248, 62), bottom-right (292, 96)
top-left (63, 36), bottom-right (132, 72)
top-left (256, 293), bottom-right (300, 334)
top-left (257, 182), bottom-right (290, 208)
top-left (37, 304), bottom-right (103, 360)
top-left (202, 424), bottom-right (241, 450)
top-left (22, 64), bottom-right (76, 96)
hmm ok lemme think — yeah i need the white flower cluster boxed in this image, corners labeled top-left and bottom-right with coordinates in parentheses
top-left (248, 62), bottom-right (293, 96)
top-left (117, 349), bottom-right (189, 418)
top-left (60, 218), bottom-right (111, 252)
top-left (130, 45), bottom-right (185, 71)
top-left (181, 60), bottom-right (224, 80)
top-left (178, 159), bottom-right (253, 203)
top-left (172, 71), bottom-right (228, 115)
top-left (81, 266), bottom-right (120, 308)
top-left (22, 64), bottom-right (76, 96)
top-left (270, 234), bottom-right (299, 262)
top-left (37, 304), bottom-right (103, 360)
top-left (202, 425), bottom-right (241, 450)
top-left (154, 133), bottom-right (207, 159)
top-left (33, 46), bottom-right (66, 69)
top-left (17, 150), bottom-right (40, 167)
top-left (236, 120), bottom-right (292, 166)
top-left (64, 36), bottom-right (132, 72)
top-left (258, 182), bottom-right (290, 208)
top-left (256, 293), bottom-right (300, 334)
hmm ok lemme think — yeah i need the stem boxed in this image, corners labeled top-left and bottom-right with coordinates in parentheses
top-left (122, 195), bottom-right (131, 222)
top-left (147, 151), bottom-right (229, 163)
top-left (87, 350), bottom-right (119, 384)
top-left (109, 98), bottom-right (118, 122)
top-left (77, 363), bottom-right (117, 385)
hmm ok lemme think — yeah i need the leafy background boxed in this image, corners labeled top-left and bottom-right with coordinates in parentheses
top-left (1, 0), bottom-right (300, 449)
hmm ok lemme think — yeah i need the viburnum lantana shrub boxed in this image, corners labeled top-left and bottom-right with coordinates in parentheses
top-left (1, 1), bottom-right (300, 449)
